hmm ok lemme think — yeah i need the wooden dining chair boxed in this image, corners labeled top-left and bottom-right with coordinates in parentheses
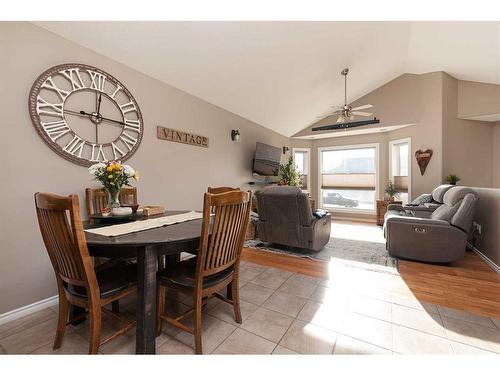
top-left (156, 190), bottom-right (252, 354)
top-left (85, 187), bottom-right (138, 216)
top-left (207, 186), bottom-right (240, 194)
top-left (34, 192), bottom-right (136, 354)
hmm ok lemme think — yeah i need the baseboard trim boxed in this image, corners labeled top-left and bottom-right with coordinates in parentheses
top-left (0, 295), bottom-right (59, 326)
top-left (469, 244), bottom-right (500, 274)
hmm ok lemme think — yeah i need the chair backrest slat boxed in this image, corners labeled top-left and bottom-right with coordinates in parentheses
top-left (35, 193), bottom-right (98, 292)
top-left (198, 190), bottom-right (251, 278)
top-left (85, 187), bottom-right (138, 216)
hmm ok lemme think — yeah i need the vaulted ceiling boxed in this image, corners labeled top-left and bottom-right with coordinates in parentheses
top-left (36, 21), bottom-right (500, 137)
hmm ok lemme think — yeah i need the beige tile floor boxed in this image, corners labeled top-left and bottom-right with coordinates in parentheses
top-left (1, 258), bottom-right (500, 355)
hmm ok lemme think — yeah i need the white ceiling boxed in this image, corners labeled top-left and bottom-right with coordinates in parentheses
top-left (36, 21), bottom-right (500, 137)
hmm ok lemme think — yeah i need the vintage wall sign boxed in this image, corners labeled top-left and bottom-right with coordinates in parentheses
top-left (157, 126), bottom-right (209, 148)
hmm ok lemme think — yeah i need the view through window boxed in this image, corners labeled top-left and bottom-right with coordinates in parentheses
top-left (390, 140), bottom-right (410, 203)
top-left (293, 149), bottom-right (310, 191)
top-left (320, 145), bottom-right (377, 211)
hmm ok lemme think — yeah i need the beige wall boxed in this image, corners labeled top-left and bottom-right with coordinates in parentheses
top-left (0, 23), bottom-right (289, 314)
top-left (493, 123), bottom-right (500, 188)
top-left (458, 79), bottom-right (500, 119)
top-left (442, 73), bottom-right (494, 188)
top-left (471, 188), bottom-right (500, 268)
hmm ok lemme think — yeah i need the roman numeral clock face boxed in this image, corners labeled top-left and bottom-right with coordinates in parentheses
top-left (29, 63), bottom-right (143, 167)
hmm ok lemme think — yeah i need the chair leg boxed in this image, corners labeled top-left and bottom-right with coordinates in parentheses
top-left (111, 300), bottom-right (120, 313)
top-left (88, 307), bottom-right (102, 354)
top-left (231, 278), bottom-right (242, 324)
top-left (194, 294), bottom-right (203, 354)
top-left (156, 285), bottom-right (165, 337)
top-left (53, 294), bottom-right (69, 350)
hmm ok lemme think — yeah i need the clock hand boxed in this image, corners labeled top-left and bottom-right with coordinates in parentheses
top-left (64, 109), bottom-right (90, 118)
top-left (78, 110), bottom-right (126, 127)
top-left (100, 116), bottom-right (126, 126)
top-left (97, 93), bottom-right (102, 115)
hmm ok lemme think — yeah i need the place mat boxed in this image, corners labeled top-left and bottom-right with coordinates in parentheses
top-left (85, 211), bottom-right (203, 237)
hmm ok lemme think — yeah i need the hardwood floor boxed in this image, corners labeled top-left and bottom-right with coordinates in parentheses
top-left (241, 247), bottom-right (329, 279)
top-left (399, 252), bottom-right (500, 318)
top-left (241, 247), bottom-right (500, 319)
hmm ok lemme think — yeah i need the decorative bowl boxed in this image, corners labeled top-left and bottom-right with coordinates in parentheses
top-left (111, 207), bottom-right (133, 216)
top-left (122, 204), bottom-right (139, 214)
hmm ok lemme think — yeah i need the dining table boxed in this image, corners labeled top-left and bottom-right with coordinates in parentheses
top-left (82, 210), bottom-right (203, 354)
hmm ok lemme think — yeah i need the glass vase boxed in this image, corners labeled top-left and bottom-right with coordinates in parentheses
top-left (107, 189), bottom-right (121, 209)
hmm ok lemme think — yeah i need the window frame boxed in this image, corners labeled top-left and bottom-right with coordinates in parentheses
top-left (292, 147), bottom-right (311, 193)
top-left (317, 143), bottom-right (380, 214)
top-left (389, 137), bottom-right (412, 202)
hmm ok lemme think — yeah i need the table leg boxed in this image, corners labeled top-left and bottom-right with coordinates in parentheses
top-left (136, 245), bottom-right (158, 354)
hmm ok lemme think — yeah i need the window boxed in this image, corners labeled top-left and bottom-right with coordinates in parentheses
top-left (319, 144), bottom-right (378, 211)
top-left (389, 138), bottom-right (411, 204)
top-left (292, 148), bottom-right (311, 191)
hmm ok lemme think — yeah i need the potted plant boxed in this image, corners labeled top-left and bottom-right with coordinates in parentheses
top-left (278, 156), bottom-right (302, 187)
top-left (384, 181), bottom-right (399, 202)
top-left (88, 160), bottom-right (139, 208)
top-left (445, 174), bottom-right (460, 185)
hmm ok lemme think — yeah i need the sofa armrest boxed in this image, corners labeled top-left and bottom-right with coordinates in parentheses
top-left (385, 217), bottom-right (467, 263)
top-left (387, 203), bottom-right (404, 211)
top-left (385, 215), bottom-right (450, 226)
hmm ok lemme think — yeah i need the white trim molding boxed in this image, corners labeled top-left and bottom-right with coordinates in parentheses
top-left (0, 295), bottom-right (58, 326)
top-left (469, 244), bottom-right (500, 274)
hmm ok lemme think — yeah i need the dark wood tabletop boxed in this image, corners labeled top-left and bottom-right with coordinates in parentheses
top-left (82, 210), bottom-right (203, 354)
top-left (85, 210), bottom-right (203, 247)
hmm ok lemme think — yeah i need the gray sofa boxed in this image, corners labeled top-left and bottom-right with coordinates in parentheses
top-left (384, 186), bottom-right (478, 263)
top-left (386, 184), bottom-right (454, 219)
top-left (256, 186), bottom-right (331, 251)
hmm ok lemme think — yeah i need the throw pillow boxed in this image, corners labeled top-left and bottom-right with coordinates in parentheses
top-left (409, 193), bottom-right (433, 206)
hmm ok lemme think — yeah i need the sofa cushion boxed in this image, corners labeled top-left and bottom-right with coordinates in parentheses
top-left (431, 184), bottom-right (454, 203)
top-left (443, 187), bottom-right (475, 205)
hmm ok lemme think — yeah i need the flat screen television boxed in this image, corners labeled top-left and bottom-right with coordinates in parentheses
top-left (253, 142), bottom-right (281, 176)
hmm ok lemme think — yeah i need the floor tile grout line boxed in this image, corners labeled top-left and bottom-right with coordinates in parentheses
top-left (434, 306), bottom-right (500, 331)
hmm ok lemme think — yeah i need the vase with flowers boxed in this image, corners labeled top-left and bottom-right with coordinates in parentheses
top-left (88, 161), bottom-right (139, 209)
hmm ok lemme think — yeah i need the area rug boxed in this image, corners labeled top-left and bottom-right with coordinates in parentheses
top-left (244, 236), bottom-right (399, 275)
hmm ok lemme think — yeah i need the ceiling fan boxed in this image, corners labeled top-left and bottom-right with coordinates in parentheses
top-left (327, 68), bottom-right (374, 123)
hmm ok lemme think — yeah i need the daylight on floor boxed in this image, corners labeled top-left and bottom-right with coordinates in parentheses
top-left (1, 1), bottom-right (500, 374)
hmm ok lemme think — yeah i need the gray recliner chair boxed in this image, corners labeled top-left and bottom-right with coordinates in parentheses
top-left (384, 186), bottom-right (478, 263)
top-left (386, 184), bottom-right (454, 219)
top-left (256, 186), bottom-right (331, 251)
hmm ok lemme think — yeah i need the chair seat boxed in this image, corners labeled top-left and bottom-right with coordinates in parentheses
top-left (67, 260), bottom-right (136, 299)
top-left (158, 258), bottom-right (233, 289)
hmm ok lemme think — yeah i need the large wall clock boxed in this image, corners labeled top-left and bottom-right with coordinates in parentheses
top-left (29, 63), bottom-right (144, 167)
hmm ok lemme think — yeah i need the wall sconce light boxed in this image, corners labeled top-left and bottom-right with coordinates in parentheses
top-left (231, 129), bottom-right (240, 142)
top-left (282, 146), bottom-right (290, 154)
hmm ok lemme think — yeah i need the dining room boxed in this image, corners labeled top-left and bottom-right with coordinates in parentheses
top-left (0, 19), bottom-right (292, 355)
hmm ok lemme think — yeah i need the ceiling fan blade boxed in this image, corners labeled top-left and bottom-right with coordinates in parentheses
top-left (352, 111), bottom-right (373, 117)
top-left (351, 104), bottom-right (373, 111)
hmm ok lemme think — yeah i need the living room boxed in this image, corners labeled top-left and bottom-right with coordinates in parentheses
top-left (1, 1), bottom-right (500, 373)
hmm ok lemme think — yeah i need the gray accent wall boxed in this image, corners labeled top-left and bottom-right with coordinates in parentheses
top-left (0, 22), bottom-right (289, 314)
